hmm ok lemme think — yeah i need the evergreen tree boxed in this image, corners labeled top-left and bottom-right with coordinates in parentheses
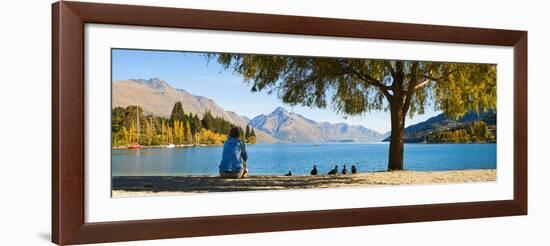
top-left (181, 119), bottom-right (187, 144)
top-left (189, 113), bottom-right (195, 134)
top-left (170, 102), bottom-right (186, 125)
top-left (191, 114), bottom-right (201, 135)
top-left (201, 111), bottom-right (215, 130)
top-left (178, 121), bottom-right (185, 144)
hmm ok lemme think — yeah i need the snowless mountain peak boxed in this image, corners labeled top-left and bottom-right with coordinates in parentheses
top-left (250, 107), bottom-right (385, 143)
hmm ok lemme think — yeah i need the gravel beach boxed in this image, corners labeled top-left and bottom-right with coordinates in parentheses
top-left (112, 169), bottom-right (496, 197)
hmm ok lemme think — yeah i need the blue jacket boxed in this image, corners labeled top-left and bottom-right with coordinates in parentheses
top-left (219, 137), bottom-right (248, 172)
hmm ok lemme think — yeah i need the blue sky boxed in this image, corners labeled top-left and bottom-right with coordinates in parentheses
top-left (112, 49), bottom-right (441, 133)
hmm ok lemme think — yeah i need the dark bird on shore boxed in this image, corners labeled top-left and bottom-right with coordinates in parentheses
top-left (328, 165), bottom-right (339, 175)
top-left (310, 165), bottom-right (318, 176)
top-left (351, 165), bottom-right (358, 174)
top-left (285, 171), bottom-right (292, 176)
top-left (341, 165), bottom-right (348, 175)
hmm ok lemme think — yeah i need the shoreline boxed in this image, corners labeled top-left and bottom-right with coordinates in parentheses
top-left (112, 142), bottom-right (496, 149)
top-left (112, 144), bottom-right (219, 149)
top-left (112, 169), bottom-right (496, 197)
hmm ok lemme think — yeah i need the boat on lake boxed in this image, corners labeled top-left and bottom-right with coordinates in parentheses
top-left (166, 144), bottom-right (176, 148)
top-left (127, 143), bottom-right (143, 149)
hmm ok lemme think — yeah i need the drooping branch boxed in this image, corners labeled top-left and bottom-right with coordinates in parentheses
top-left (342, 63), bottom-right (392, 100)
top-left (354, 70), bottom-right (392, 98)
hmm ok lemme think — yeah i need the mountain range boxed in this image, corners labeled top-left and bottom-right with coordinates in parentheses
top-left (250, 107), bottom-right (386, 143)
top-left (112, 78), bottom-right (386, 143)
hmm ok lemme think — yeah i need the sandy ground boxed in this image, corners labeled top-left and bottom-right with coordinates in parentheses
top-left (112, 169), bottom-right (496, 197)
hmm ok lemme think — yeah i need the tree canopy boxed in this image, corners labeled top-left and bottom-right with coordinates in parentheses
top-left (210, 54), bottom-right (496, 120)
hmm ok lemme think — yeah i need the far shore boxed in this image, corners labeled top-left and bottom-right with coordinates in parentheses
top-left (112, 144), bottom-right (217, 149)
top-left (112, 141), bottom-right (496, 149)
top-left (112, 169), bottom-right (496, 197)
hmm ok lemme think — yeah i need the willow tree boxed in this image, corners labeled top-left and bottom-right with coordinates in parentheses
top-left (210, 54), bottom-right (496, 171)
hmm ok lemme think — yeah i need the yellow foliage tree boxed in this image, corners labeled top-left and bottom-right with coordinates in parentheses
top-left (185, 120), bottom-right (192, 144)
top-left (196, 128), bottom-right (227, 145)
top-left (161, 120), bottom-right (167, 145)
top-left (128, 122), bottom-right (136, 144)
top-left (145, 118), bottom-right (154, 145)
top-left (166, 126), bottom-right (173, 144)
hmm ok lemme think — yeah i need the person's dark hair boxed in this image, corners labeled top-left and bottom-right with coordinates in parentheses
top-left (228, 127), bottom-right (241, 138)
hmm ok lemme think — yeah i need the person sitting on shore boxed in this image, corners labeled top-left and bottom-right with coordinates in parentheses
top-left (219, 127), bottom-right (248, 178)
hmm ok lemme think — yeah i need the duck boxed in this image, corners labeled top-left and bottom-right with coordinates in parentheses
top-left (341, 165), bottom-right (348, 175)
top-left (310, 165), bottom-right (318, 176)
top-left (285, 171), bottom-right (292, 176)
top-left (351, 165), bottom-right (358, 174)
top-left (327, 165), bottom-right (339, 175)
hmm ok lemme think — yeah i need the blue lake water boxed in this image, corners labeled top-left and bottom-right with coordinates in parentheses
top-left (112, 143), bottom-right (496, 176)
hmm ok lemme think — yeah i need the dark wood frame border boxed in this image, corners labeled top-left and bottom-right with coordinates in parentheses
top-left (52, 1), bottom-right (527, 245)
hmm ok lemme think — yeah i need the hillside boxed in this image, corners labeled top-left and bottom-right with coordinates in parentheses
top-left (112, 78), bottom-right (277, 143)
top-left (383, 110), bottom-right (497, 143)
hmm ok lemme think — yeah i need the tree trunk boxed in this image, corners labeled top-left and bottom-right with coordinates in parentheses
top-left (388, 99), bottom-right (406, 171)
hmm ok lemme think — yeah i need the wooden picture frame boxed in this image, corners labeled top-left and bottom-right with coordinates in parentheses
top-left (52, 1), bottom-right (527, 245)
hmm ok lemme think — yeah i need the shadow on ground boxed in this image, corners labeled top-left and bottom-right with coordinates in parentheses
top-left (112, 170), bottom-right (496, 194)
top-left (112, 175), bottom-right (363, 193)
